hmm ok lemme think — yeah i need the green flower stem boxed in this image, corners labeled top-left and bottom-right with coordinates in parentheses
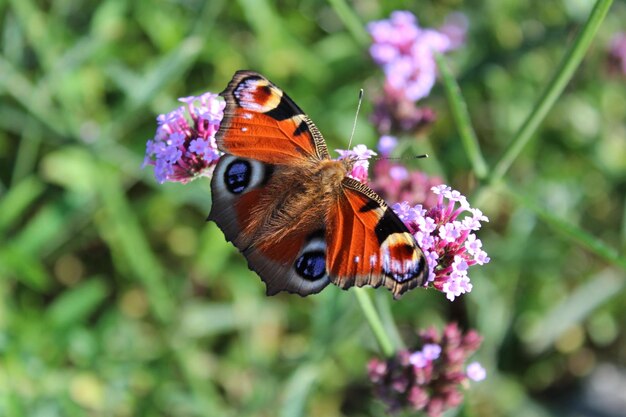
top-left (354, 287), bottom-right (395, 357)
top-left (490, 0), bottom-right (613, 183)
top-left (435, 53), bottom-right (489, 180)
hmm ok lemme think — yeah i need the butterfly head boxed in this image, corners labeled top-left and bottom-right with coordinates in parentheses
top-left (312, 159), bottom-right (352, 193)
top-left (340, 154), bottom-right (357, 171)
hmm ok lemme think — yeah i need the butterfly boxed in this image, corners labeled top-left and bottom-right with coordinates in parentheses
top-left (208, 70), bottom-right (428, 298)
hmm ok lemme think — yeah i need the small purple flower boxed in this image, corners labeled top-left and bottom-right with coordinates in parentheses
top-left (466, 362), bottom-right (486, 382)
top-left (378, 135), bottom-right (398, 156)
top-left (336, 144), bottom-right (378, 184)
top-left (422, 343), bottom-right (442, 360)
top-left (143, 92), bottom-right (224, 184)
top-left (389, 165), bottom-right (409, 181)
top-left (337, 144), bottom-right (377, 160)
top-left (368, 323), bottom-right (483, 416)
top-left (391, 185), bottom-right (489, 301)
top-left (409, 351), bottom-right (428, 368)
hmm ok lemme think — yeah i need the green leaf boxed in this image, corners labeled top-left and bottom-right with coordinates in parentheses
top-left (48, 278), bottom-right (109, 328)
top-left (0, 176), bottom-right (45, 235)
top-left (280, 365), bottom-right (320, 417)
top-left (179, 302), bottom-right (241, 338)
top-left (509, 186), bottom-right (626, 271)
top-left (526, 268), bottom-right (624, 353)
top-left (0, 246), bottom-right (51, 290)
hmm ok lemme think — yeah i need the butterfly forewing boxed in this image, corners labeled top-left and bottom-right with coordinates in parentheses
top-left (217, 70), bottom-right (330, 164)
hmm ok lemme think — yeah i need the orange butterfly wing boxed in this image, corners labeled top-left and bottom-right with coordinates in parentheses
top-left (217, 70), bottom-right (329, 164)
top-left (209, 155), bottom-right (331, 296)
top-left (326, 178), bottom-right (428, 298)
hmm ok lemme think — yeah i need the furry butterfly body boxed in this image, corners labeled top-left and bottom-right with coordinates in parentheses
top-left (209, 70), bottom-right (428, 298)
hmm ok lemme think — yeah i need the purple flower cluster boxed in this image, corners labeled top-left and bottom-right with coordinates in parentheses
top-left (336, 144), bottom-right (378, 184)
top-left (393, 185), bottom-right (490, 301)
top-left (608, 32), bottom-right (626, 75)
top-left (367, 11), bottom-right (466, 135)
top-left (368, 323), bottom-right (484, 416)
top-left (368, 11), bottom-right (463, 103)
top-left (143, 92), bottom-right (224, 184)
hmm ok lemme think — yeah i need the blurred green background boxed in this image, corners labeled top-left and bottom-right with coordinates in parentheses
top-left (1, 0), bottom-right (626, 416)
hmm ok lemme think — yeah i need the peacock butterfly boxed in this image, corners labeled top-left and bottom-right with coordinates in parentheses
top-left (208, 70), bottom-right (428, 298)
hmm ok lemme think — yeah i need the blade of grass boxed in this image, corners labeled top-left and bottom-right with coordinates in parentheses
top-left (326, 0), bottom-right (370, 47)
top-left (0, 176), bottom-right (45, 234)
top-left (48, 278), bottom-right (109, 328)
top-left (490, 0), bottom-right (613, 182)
top-left (189, 0), bottom-right (226, 36)
top-left (116, 36), bottom-right (204, 109)
top-left (7, 0), bottom-right (57, 70)
top-left (354, 287), bottom-right (394, 357)
top-left (435, 53), bottom-right (488, 180)
top-left (526, 268), bottom-right (623, 354)
top-left (280, 365), bottom-right (320, 417)
top-left (0, 56), bottom-right (67, 136)
top-left (0, 246), bottom-right (51, 290)
top-left (171, 346), bottom-right (229, 416)
top-left (237, 0), bottom-right (327, 76)
top-left (94, 161), bottom-right (174, 322)
top-left (621, 193), bottom-right (626, 251)
top-left (11, 118), bottom-right (42, 186)
top-left (507, 185), bottom-right (626, 271)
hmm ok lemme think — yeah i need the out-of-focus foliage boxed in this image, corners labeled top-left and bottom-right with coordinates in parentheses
top-left (1, 0), bottom-right (625, 416)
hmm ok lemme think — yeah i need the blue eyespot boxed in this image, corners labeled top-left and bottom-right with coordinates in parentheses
top-left (295, 251), bottom-right (326, 281)
top-left (224, 160), bottom-right (252, 194)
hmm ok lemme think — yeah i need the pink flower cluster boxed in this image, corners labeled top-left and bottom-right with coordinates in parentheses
top-left (143, 93), bottom-right (224, 183)
top-left (368, 323), bottom-right (484, 416)
top-left (393, 185), bottom-right (490, 301)
top-left (336, 144), bottom-right (378, 184)
top-left (368, 11), bottom-right (464, 102)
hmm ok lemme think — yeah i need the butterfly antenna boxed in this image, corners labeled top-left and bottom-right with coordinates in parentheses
top-left (380, 154), bottom-right (429, 160)
top-left (347, 88), bottom-right (364, 150)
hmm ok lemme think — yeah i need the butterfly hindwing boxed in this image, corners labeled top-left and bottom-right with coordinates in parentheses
top-left (217, 70), bottom-right (330, 164)
top-left (326, 178), bottom-right (428, 298)
top-left (242, 229), bottom-right (331, 296)
top-left (209, 154), bottom-right (272, 250)
top-left (209, 154), bottom-right (330, 296)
